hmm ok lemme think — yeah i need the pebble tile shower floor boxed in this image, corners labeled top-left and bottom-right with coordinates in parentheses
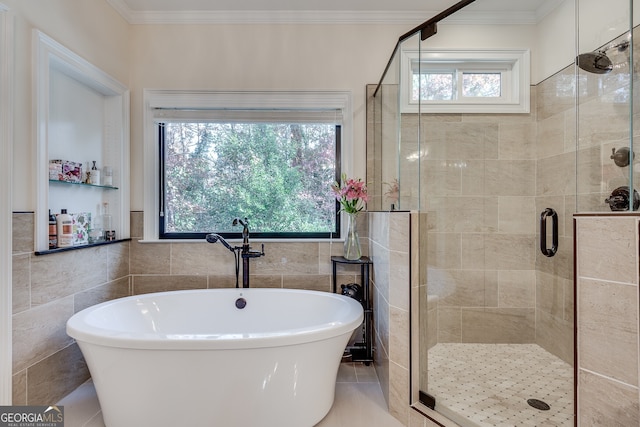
top-left (428, 343), bottom-right (574, 427)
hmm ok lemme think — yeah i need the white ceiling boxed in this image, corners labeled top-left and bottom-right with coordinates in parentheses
top-left (107, 0), bottom-right (565, 25)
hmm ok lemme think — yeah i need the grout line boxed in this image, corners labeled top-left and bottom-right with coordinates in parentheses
top-left (578, 367), bottom-right (640, 390)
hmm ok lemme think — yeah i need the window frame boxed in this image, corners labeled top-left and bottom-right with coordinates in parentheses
top-left (157, 122), bottom-right (342, 240)
top-left (401, 49), bottom-right (530, 114)
top-left (142, 90), bottom-right (353, 242)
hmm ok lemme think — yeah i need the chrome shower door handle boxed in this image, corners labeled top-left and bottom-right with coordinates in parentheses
top-left (540, 208), bottom-right (558, 257)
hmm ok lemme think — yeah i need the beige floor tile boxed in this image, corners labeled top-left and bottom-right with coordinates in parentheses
top-left (316, 383), bottom-right (405, 427)
top-left (59, 363), bottom-right (402, 427)
top-left (57, 380), bottom-right (103, 427)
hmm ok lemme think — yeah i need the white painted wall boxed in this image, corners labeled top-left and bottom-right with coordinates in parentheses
top-left (537, 0), bottom-right (640, 84)
top-left (536, 0), bottom-right (576, 84)
top-left (48, 69), bottom-right (105, 214)
top-left (127, 23), bottom-right (404, 210)
top-left (577, 0), bottom-right (637, 52)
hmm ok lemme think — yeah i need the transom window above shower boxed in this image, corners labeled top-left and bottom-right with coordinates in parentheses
top-left (401, 49), bottom-right (530, 114)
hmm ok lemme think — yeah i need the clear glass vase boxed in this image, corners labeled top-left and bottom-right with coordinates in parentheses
top-left (343, 212), bottom-right (362, 260)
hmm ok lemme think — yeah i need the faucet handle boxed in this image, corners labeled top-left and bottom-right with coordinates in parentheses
top-left (244, 244), bottom-right (265, 258)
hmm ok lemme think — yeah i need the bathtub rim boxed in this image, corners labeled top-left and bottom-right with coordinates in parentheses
top-left (67, 288), bottom-right (364, 351)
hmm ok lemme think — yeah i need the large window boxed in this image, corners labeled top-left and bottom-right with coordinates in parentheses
top-left (143, 90), bottom-right (352, 241)
top-left (159, 122), bottom-right (340, 239)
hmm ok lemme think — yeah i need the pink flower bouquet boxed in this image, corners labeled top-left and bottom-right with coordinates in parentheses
top-left (331, 173), bottom-right (368, 214)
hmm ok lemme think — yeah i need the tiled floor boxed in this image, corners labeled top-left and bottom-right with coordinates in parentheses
top-left (428, 343), bottom-right (574, 427)
top-left (58, 362), bottom-right (404, 427)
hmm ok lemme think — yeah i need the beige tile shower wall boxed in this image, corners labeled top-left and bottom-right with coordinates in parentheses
top-left (365, 82), bottom-right (401, 212)
top-left (371, 80), bottom-right (577, 425)
top-left (367, 84), bottom-right (385, 211)
top-left (413, 106), bottom-right (538, 345)
top-left (370, 211), bottom-right (412, 426)
top-left (11, 212), bottom-right (131, 405)
top-left (575, 214), bottom-right (640, 425)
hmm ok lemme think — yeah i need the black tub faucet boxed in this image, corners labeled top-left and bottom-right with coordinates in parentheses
top-left (233, 217), bottom-right (250, 250)
top-left (233, 218), bottom-right (265, 288)
top-left (207, 218), bottom-right (265, 288)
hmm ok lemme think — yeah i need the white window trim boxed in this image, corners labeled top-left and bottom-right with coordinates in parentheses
top-left (142, 89), bottom-right (353, 242)
top-left (401, 48), bottom-right (530, 114)
top-left (0, 2), bottom-right (12, 405)
top-left (33, 30), bottom-right (130, 252)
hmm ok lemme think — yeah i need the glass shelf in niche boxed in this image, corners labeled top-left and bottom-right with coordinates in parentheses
top-left (34, 238), bottom-right (131, 256)
top-left (49, 179), bottom-right (118, 190)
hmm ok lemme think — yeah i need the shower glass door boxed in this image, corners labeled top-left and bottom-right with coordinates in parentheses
top-left (416, 2), bottom-right (577, 427)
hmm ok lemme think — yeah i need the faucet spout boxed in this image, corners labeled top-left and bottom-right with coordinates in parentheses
top-left (233, 217), bottom-right (250, 249)
top-left (232, 217), bottom-right (265, 288)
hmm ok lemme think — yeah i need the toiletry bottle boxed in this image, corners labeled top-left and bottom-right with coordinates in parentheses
top-left (90, 161), bottom-right (100, 185)
top-left (57, 209), bottom-right (74, 247)
top-left (103, 166), bottom-right (112, 186)
top-left (48, 209), bottom-right (57, 249)
top-left (102, 202), bottom-right (113, 241)
top-left (90, 205), bottom-right (103, 243)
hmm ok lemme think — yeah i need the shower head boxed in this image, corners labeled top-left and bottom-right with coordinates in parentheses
top-left (576, 40), bottom-right (630, 74)
top-left (576, 51), bottom-right (613, 74)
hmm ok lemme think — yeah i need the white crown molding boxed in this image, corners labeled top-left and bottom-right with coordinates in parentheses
top-left (113, 8), bottom-right (443, 25)
top-left (536, 0), bottom-right (566, 22)
top-left (106, 0), bottom-right (552, 25)
top-left (106, 0), bottom-right (134, 23)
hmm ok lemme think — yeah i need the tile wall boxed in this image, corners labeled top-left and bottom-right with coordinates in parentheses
top-left (128, 212), bottom-right (366, 292)
top-left (369, 211), bottom-right (413, 426)
top-left (12, 211), bottom-right (368, 405)
top-left (368, 210), bottom-right (440, 427)
top-left (575, 214), bottom-right (640, 425)
top-left (415, 107), bottom-right (540, 346)
top-left (11, 212), bottom-right (130, 405)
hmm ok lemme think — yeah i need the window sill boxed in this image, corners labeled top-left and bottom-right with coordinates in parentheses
top-left (138, 238), bottom-right (343, 244)
top-left (35, 238), bottom-right (131, 256)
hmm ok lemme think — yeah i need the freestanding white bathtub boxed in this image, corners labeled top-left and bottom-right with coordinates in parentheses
top-left (67, 288), bottom-right (364, 427)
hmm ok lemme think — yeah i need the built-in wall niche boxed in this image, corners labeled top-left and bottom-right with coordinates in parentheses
top-left (34, 30), bottom-right (130, 252)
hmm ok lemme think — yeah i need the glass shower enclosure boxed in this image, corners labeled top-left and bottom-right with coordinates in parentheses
top-left (368, 0), bottom-right (637, 426)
